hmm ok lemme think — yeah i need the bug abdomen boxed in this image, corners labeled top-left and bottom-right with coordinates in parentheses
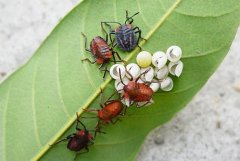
top-left (116, 27), bottom-right (137, 51)
top-left (67, 136), bottom-right (86, 151)
top-left (90, 37), bottom-right (112, 64)
top-left (105, 100), bottom-right (123, 116)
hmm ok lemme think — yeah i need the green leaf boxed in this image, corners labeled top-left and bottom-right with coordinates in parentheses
top-left (0, 0), bottom-right (240, 161)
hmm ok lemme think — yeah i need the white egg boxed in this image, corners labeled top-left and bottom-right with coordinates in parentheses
top-left (154, 65), bottom-right (169, 80)
top-left (115, 77), bottom-right (129, 93)
top-left (166, 45), bottom-right (182, 62)
top-left (126, 63), bottom-right (141, 79)
top-left (140, 67), bottom-right (154, 82)
top-left (109, 64), bottom-right (126, 79)
top-left (152, 51), bottom-right (167, 69)
top-left (168, 60), bottom-right (184, 77)
top-left (150, 82), bottom-right (160, 92)
top-left (160, 77), bottom-right (173, 91)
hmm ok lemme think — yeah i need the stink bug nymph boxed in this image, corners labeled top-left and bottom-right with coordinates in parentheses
top-left (51, 113), bottom-right (101, 160)
top-left (119, 68), bottom-right (154, 107)
top-left (101, 10), bottom-right (146, 52)
top-left (81, 31), bottom-right (124, 79)
top-left (83, 89), bottom-right (126, 131)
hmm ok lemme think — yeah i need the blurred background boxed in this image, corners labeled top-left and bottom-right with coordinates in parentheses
top-left (0, 0), bottom-right (239, 160)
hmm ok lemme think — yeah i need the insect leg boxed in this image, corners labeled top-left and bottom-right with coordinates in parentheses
top-left (104, 91), bottom-right (119, 105)
top-left (137, 101), bottom-right (151, 108)
top-left (109, 31), bottom-right (116, 47)
top-left (114, 51), bottom-right (122, 61)
top-left (112, 51), bottom-right (117, 64)
top-left (81, 109), bottom-right (98, 118)
top-left (144, 79), bottom-right (161, 86)
top-left (133, 26), bottom-right (147, 41)
top-left (81, 32), bottom-right (95, 63)
top-left (88, 141), bottom-right (94, 146)
top-left (101, 21), bottom-right (121, 30)
top-left (110, 52), bottom-right (125, 63)
top-left (51, 134), bottom-right (74, 146)
top-left (81, 32), bottom-right (91, 52)
top-left (112, 42), bottom-right (117, 49)
top-left (110, 118), bottom-right (121, 124)
top-left (132, 27), bottom-right (142, 50)
top-left (98, 64), bottom-right (109, 79)
top-left (74, 147), bottom-right (89, 160)
top-left (81, 116), bottom-right (97, 119)
top-left (94, 120), bottom-right (106, 138)
top-left (76, 113), bottom-right (87, 131)
top-left (105, 32), bottom-right (108, 43)
top-left (112, 51), bottom-right (126, 64)
top-left (102, 65), bottom-right (109, 79)
top-left (120, 105), bottom-right (128, 116)
top-left (98, 88), bottom-right (105, 107)
top-left (100, 22), bottom-right (109, 43)
top-left (81, 58), bottom-right (96, 64)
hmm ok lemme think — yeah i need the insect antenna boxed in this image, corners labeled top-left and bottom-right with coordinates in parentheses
top-left (135, 68), bottom-right (151, 82)
top-left (125, 66), bottom-right (134, 81)
top-left (118, 68), bottom-right (126, 86)
top-left (125, 10), bottom-right (139, 24)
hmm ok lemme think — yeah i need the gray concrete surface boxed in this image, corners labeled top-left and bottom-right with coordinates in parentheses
top-left (0, 0), bottom-right (240, 161)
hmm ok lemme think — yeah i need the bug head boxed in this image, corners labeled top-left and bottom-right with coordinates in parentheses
top-left (77, 129), bottom-right (86, 136)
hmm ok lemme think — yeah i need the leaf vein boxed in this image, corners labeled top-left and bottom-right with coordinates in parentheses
top-left (113, 0), bottom-right (118, 21)
top-left (136, 0), bottom-right (151, 29)
top-left (32, 62), bottom-right (42, 148)
top-left (80, 0), bottom-right (98, 90)
top-left (157, 0), bottom-right (166, 10)
top-left (56, 38), bottom-right (71, 117)
top-left (175, 4), bottom-right (240, 18)
top-left (182, 44), bottom-right (227, 59)
top-left (3, 82), bottom-right (11, 161)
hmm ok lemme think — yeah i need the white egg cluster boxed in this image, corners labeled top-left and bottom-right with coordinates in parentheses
top-left (109, 45), bottom-right (184, 107)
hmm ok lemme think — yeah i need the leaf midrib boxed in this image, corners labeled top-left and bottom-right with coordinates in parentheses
top-left (31, 0), bottom-right (182, 160)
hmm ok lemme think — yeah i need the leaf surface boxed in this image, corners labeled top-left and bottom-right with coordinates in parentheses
top-left (0, 0), bottom-right (240, 161)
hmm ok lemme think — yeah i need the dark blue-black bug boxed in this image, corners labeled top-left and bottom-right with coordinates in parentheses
top-left (101, 11), bottom-right (145, 52)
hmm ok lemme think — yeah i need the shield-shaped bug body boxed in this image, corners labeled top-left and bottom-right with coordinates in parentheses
top-left (115, 24), bottom-right (137, 51)
top-left (97, 100), bottom-right (123, 123)
top-left (51, 113), bottom-right (99, 160)
top-left (90, 36), bottom-right (113, 64)
top-left (119, 68), bottom-right (154, 107)
top-left (123, 81), bottom-right (153, 102)
top-left (101, 11), bottom-right (145, 52)
top-left (81, 33), bottom-right (123, 79)
top-left (83, 89), bottom-right (126, 131)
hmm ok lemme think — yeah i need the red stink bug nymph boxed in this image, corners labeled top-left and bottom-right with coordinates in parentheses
top-left (101, 11), bottom-right (146, 52)
top-left (119, 68), bottom-right (154, 106)
top-left (83, 89), bottom-right (126, 130)
top-left (81, 31), bottom-right (124, 79)
top-left (51, 113), bottom-right (101, 160)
